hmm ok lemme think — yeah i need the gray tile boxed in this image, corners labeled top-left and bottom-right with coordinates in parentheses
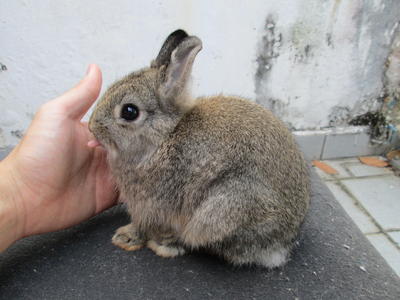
top-left (322, 159), bottom-right (356, 179)
top-left (294, 133), bottom-right (325, 161)
top-left (329, 157), bottom-right (360, 164)
top-left (325, 182), bottom-right (379, 234)
top-left (388, 231), bottom-right (400, 246)
top-left (366, 234), bottom-right (400, 276)
top-left (344, 160), bottom-right (392, 177)
top-left (342, 176), bottom-right (400, 230)
top-left (314, 167), bottom-right (334, 181)
top-left (314, 158), bottom-right (357, 181)
top-left (322, 132), bottom-right (383, 160)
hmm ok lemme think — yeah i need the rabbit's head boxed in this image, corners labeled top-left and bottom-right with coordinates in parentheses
top-left (89, 30), bottom-right (202, 163)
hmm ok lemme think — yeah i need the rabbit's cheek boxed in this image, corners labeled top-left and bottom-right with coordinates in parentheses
top-left (108, 146), bottom-right (119, 162)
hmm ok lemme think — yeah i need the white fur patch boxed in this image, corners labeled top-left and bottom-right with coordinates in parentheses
top-left (147, 240), bottom-right (186, 258)
top-left (255, 248), bottom-right (289, 268)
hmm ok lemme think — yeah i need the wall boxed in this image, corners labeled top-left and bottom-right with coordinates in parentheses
top-left (1, 0), bottom-right (399, 149)
top-left (383, 29), bottom-right (400, 135)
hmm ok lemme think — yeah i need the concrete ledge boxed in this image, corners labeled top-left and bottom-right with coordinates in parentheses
top-left (294, 126), bottom-right (392, 160)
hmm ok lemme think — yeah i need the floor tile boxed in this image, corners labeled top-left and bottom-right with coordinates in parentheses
top-left (341, 176), bottom-right (400, 230)
top-left (388, 231), bottom-right (400, 246)
top-left (366, 234), bottom-right (400, 276)
top-left (325, 182), bottom-right (379, 234)
top-left (344, 162), bottom-right (392, 177)
top-left (317, 159), bottom-right (356, 179)
top-left (327, 158), bottom-right (360, 164)
top-left (314, 167), bottom-right (335, 181)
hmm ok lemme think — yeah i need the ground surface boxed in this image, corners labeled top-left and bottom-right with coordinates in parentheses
top-left (0, 171), bottom-right (399, 299)
top-left (316, 157), bottom-right (400, 276)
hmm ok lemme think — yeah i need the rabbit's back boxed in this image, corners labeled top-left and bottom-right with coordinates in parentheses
top-left (143, 96), bottom-right (310, 230)
top-left (169, 95), bottom-right (309, 206)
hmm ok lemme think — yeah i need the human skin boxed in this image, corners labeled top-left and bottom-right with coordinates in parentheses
top-left (0, 64), bottom-right (118, 252)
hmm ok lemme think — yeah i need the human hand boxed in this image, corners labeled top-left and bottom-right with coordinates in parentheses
top-left (0, 64), bottom-right (118, 250)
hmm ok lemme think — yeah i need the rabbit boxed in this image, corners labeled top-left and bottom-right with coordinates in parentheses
top-left (88, 29), bottom-right (310, 268)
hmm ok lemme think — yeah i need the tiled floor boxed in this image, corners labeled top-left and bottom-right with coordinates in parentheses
top-left (315, 157), bottom-right (400, 277)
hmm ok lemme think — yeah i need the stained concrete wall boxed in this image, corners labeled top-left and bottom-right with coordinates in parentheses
top-left (383, 29), bottom-right (400, 133)
top-left (1, 0), bottom-right (399, 148)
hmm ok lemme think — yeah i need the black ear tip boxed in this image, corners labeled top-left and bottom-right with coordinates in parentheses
top-left (169, 29), bottom-right (189, 39)
top-left (153, 29), bottom-right (191, 68)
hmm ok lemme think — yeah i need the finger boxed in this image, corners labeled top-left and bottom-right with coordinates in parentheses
top-left (55, 64), bottom-right (103, 120)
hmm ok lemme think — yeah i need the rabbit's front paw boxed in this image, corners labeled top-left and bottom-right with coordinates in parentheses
top-left (112, 224), bottom-right (145, 251)
top-left (147, 240), bottom-right (186, 258)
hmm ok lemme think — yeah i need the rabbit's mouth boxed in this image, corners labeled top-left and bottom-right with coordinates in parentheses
top-left (88, 136), bottom-right (120, 163)
top-left (88, 122), bottom-right (117, 150)
top-left (88, 130), bottom-right (119, 154)
top-left (96, 137), bottom-right (117, 151)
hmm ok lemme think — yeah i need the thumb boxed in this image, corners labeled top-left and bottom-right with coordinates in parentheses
top-left (55, 64), bottom-right (103, 120)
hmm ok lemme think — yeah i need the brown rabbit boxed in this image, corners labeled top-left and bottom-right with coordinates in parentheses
top-left (89, 29), bottom-right (310, 268)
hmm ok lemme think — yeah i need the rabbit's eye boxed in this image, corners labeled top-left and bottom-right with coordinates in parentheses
top-left (120, 103), bottom-right (139, 121)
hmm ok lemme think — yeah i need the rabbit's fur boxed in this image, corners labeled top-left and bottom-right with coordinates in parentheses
top-left (89, 30), bottom-right (310, 268)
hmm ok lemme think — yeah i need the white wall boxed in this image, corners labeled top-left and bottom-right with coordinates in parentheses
top-left (1, 0), bottom-right (399, 147)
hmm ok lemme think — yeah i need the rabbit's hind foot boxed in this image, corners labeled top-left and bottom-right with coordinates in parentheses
top-left (112, 224), bottom-right (145, 251)
top-left (147, 240), bottom-right (186, 258)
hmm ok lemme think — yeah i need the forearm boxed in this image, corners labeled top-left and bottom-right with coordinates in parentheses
top-left (0, 157), bottom-right (23, 252)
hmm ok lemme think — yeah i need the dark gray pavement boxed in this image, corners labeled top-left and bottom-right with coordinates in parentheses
top-left (1, 171), bottom-right (399, 299)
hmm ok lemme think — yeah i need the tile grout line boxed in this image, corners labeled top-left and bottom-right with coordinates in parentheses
top-left (340, 162), bottom-right (356, 177)
top-left (365, 229), bottom-right (400, 235)
top-left (382, 228), bottom-right (400, 232)
top-left (322, 172), bottom-right (395, 182)
top-left (332, 178), bottom-right (400, 251)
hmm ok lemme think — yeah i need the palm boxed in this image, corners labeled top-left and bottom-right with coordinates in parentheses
top-left (10, 65), bottom-right (118, 237)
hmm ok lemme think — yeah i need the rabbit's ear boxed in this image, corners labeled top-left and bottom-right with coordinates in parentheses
top-left (158, 36), bottom-right (202, 101)
top-left (152, 29), bottom-right (189, 68)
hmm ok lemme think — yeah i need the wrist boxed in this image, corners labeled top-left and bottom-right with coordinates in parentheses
top-left (0, 153), bottom-right (25, 251)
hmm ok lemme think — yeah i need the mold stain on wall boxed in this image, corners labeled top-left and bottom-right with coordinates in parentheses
top-left (381, 25), bottom-right (400, 145)
top-left (254, 15), bottom-right (287, 118)
top-left (290, 22), bottom-right (315, 64)
top-left (0, 62), bottom-right (7, 71)
top-left (254, 1), bottom-right (337, 130)
top-left (348, 25), bottom-right (400, 146)
top-left (11, 130), bottom-right (24, 139)
top-left (328, 106), bottom-right (350, 127)
top-left (255, 16), bottom-right (281, 84)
